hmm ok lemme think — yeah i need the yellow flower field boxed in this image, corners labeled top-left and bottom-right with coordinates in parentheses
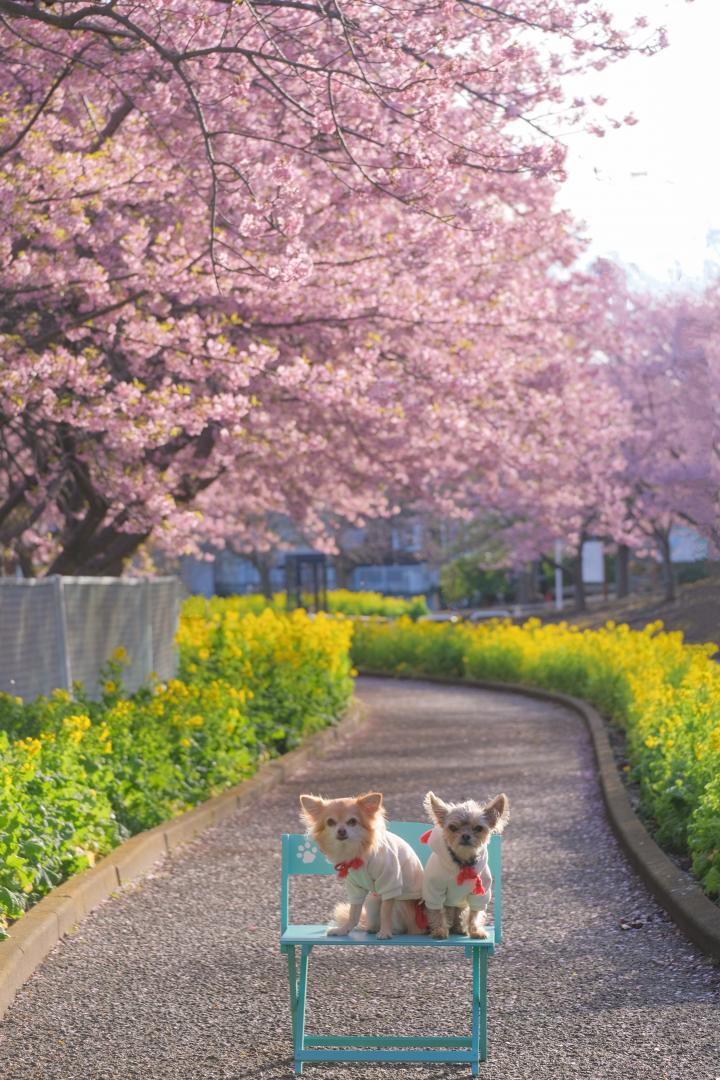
top-left (0, 602), bottom-right (353, 937)
top-left (351, 616), bottom-right (720, 897)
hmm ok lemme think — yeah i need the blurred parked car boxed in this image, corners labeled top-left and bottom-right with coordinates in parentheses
top-left (466, 608), bottom-right (513, 622)
top-left (419, 612), bottom-right (462, 623)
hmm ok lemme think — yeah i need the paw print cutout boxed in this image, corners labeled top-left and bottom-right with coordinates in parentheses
top-left (298, 839), bottom-right (318, 864)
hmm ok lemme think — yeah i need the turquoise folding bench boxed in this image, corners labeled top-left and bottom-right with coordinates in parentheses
top-left (280, 820), bottom-right (502, 1074)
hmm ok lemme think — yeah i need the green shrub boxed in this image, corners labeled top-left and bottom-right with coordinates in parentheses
top-left (0, 607), bottom-right (353, 937)
top-left (183, 590), bottom-right (428, 620)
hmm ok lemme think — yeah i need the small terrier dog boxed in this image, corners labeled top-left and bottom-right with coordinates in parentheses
top-left (299, 792), bottom-right (425, 938)
top-left (422, 791), bottom-right (509, 939)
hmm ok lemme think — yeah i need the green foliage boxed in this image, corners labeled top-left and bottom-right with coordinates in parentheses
top-left (675, 562), bottom-right (710, 586)
top-left (440, 557), bottom-right (511, 606)
top-left (352, 617), bottom-right (465, 677)
top-left (326, 590), bottom-right (428, 619)
top-left (0, 608), bottom-right (353, 937)
top-left (688, 775), bottom-right (720, 896)
top-left (182, 589), bottom-right (428, 620)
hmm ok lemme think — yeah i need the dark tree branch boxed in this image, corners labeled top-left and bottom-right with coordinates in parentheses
top-left (90, 94), bottom-right (134, 151)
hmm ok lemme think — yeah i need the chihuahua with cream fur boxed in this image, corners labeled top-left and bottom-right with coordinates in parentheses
top-left (422, 791), bottom-right (509, 939)
top-left (299, 792), bottom-right (425, 938)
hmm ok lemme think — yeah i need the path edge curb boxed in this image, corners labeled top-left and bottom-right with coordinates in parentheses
top-left (359, 668), bottom-right (720, 963)
top-left (0, 698), bottom-right (366, 1019)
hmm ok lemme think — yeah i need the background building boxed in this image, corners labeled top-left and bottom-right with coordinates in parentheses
top-left (180, 514), bottom-right (441, 600)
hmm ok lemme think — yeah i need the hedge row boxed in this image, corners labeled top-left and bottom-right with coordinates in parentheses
top-left (0, 607), bottom-right (353, 938)
top-left (351, 616), bottom-right (720, 898)
top-left (182, 589), bottom-right (428, 619)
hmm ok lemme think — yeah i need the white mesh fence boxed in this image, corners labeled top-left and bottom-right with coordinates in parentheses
top-left (0, 576), bottom-right (182, 702)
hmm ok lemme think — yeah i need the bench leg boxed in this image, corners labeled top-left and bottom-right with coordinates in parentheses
top-left (471, 949), bottom-right (480, 1074)
top-left (470, 948), bottom-right (489, 1074)
top-left (478, 950), bottom-right (488, 1067)
top-left (293, 945), bottom-right (311, 1075)
top-left (286, 946), bottom-right (298, 1041)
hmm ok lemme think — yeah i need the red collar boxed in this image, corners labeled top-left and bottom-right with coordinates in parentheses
top-left (456, 865), bottom-right (485, 895)
top-left (422, 829), bottom-right (485, 895)
top-left (334, 857), bottom-right (364, 879)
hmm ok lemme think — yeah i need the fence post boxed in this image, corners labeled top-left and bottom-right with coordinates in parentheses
top-left (52, 575), bottom-right (72, 691)
top-left (141, 578), bottom-right (154, 680)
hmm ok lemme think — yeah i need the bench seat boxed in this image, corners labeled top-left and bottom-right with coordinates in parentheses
top-left (281, 923), bottom-right (495, 949)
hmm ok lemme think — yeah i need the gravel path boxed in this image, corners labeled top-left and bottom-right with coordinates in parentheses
top-left (1, 677), bottom-right (719, 1080)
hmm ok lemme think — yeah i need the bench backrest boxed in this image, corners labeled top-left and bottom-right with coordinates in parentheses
top-left (281, 821), bottom-right (503, 942)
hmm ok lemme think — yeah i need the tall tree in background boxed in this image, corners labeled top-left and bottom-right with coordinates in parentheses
top-left (607, 287), bottom-right (718, 600)
top-left (457, 269), bottom-right (720, 607)
top-left (0, 1), bottom-right (665, 573)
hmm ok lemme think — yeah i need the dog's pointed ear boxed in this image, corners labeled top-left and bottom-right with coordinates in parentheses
top-left (424, 791), bottom-right (450, 826)
top-left (356, 792), bottom-right (383, 815)
top-left (299, 794), bottom-right (326, 825)
top-left (485, 794), bottom-right (509, 833)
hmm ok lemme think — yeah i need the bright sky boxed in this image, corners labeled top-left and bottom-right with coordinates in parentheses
top-left (555, 0), bottom-right (720, 288)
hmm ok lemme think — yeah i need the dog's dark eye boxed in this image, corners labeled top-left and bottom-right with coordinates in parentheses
top-left (347, 817), bottom-right (358, 827)
top-left (448, 824), bottom-right (458, 832)
top-left (474, 825), bottom-right (484, 833)
top-left (326, 818), bottom-right (336, 827)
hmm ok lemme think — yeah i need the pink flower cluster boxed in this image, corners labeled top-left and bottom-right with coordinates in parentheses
top-left (1, 0), bottom-right (703, 575)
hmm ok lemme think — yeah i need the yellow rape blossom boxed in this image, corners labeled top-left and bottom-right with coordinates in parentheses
top-left (62, 714), bottom-right (92, 744)
top-left (349, 611), bottom-right (720, 896)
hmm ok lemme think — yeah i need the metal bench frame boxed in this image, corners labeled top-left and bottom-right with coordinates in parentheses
top-left (280, 821), bottom-right (502, 1074)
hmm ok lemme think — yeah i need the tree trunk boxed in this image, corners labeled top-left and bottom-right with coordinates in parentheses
top-left (516, 564), bottom-right (532, 606)
top-left (616, 544), bottom-right (630, 598)
top-left (47, 526), bottom-right (149, 576)
top-left (258, 559), bottom-right (273, 600)
top-left (573, 541), bottom-right (587, 613)
top-left (658, 532), bottom-right (676, 603)
top-left (333, 555), bottom-right (355, 590)
top-left (243, 552), bottom-right (275, 599)
top-left (16, 544), bottom-right (36, 578)
top-left (529, 559), bottom-right (539, 601)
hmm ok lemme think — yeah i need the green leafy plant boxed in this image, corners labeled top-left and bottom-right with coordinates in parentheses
top-left (0, 608), bottom-right (353, 937)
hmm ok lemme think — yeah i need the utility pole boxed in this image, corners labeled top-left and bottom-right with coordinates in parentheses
top-left (554, 540), bottom-right (564, 612)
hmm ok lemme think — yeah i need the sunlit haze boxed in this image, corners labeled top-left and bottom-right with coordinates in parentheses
top-left (557, 0), bottom-right (720, 287)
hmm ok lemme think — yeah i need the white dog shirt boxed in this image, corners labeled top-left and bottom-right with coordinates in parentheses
top-left (421, 826), bottom-right (492, 911)
top-left (337, 829), bottom-right (424, 904)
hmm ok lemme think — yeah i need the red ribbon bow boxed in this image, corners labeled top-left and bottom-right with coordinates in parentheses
top-left (456, 865), bottom-right (485, 895)
top-left (414, 899), bottom-right (429, 931)
top-left (334, 857), bottom-right (364, 879)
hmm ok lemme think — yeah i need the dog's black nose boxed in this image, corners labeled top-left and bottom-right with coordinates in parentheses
top-left (336, 828), bottom-right (348, 839)
top-left (460, 834), bottom-right (472, 845)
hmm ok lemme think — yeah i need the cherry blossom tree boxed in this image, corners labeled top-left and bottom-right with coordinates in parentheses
top-left (603, 285), bottom-right (719, 600)
top-left (0, 1), bottom-right (665, 574)
top-left (466, 355), bottom-right (634, 610)
top-left (469, 266), bottom-right (719, 609)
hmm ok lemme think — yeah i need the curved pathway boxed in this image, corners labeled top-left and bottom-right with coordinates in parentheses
top-left (1, 678), bottom-right (718, 1079)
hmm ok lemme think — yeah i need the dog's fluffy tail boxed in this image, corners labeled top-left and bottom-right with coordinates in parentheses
top-left (333, 901), bottom-right (370, 930)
